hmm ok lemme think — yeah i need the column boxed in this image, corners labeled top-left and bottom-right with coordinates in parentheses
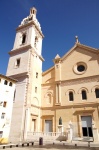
top-left (24, 108), bottom-right (30, 140)
top-left (56, 84), bottom-right (59, 104)
top-left (58, 83), bottom-right (61, 103)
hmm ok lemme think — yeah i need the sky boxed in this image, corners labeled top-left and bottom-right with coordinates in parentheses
top-left (0, 0), bottom-right (99, 74)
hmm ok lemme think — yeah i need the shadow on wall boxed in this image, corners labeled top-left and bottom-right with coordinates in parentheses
top-left (56, 132), bottom-right (68, 142)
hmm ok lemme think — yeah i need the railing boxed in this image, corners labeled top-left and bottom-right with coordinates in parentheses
top-left (27, 131), bottom-right (68, 142)
top-left (27, 131), bottom-right (66, 137)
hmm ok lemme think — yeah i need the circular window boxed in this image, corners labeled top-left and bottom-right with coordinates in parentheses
top-left (77, 65), bottom-right (85, 72)
top-left (73, 62), bottom-right (87, 75)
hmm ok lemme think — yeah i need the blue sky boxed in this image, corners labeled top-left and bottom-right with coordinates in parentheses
top-left (0, 0), bottom-right (99, 74)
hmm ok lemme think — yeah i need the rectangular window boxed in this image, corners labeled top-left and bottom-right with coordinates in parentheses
top-left (0, 131), bottom-right (3, 138)
top-left (35, 87), bottom-right (37, 93)
top-left (15, 58), bottom-right (21, 67)
top-left (81, 116), bottom-right (93, 137)
top-left (3, 102), bottom-right (7, 107)
top-left (22, 34), bottom-right (26, 44)
top-left (1, 113), bottom-right (5, 119)
top-left (69, 92), bottom-right (74, 101)
top-left (82, 90), bottom-right (87, 100)
top-left (36, 72), bottom-right (38, 78)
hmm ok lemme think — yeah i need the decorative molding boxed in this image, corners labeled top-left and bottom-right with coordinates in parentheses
top-left (41, 115), bottom-right (54, 118)
top-left (31, 104), bottom-right (40, 109)
top-left (78, 87), bottom-right (89, 94)
top-left (16, 21), bottom-right (44, 38)
top-left (61, 43), bottom-right (98, 62)
top-left (91, 85), bottom-right (99, 92)
top-left (31, 48), bottom-right (44, 61)
top-left (31, 113), bottom-right (38, 116)
top-left (9, 44), bottom-right (32, 55)
top-left (55, 103), bottom-right (61, 106)
top-left (41, 102), bottom-right (99, 110)
top-left (61, 75), bottom-right (99, 86)
top-left (73, 109), bottom-right (95, 115)
top-left (44, 91), bottom-right (53, 98)
top-left (42, 66), bottom-right (54, 76)
top-left (7, 72), bottom-right (29, 79)
top-left (65, 89), bottom-right (75, 95)
top-left (0, 74), bottom-right (17, 82)
top-left (73, 62), bottom-right (87, 75)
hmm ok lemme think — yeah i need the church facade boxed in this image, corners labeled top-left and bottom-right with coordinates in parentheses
top-left (6, 7), bottom-right (99, 142)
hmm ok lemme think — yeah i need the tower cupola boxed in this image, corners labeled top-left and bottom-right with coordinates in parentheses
top-left (30, 7), bottom-right (37, 17)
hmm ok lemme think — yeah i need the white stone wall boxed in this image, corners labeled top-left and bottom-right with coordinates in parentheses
top-left (6, 7), bottom-right (43, 142)
top-left (0, 76), bottom-right (16, 140)
top-left (6, 50), bottom-right (30, 76)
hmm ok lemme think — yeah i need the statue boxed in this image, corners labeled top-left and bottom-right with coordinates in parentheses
top-left (59, 117), bottom-right (62, 125)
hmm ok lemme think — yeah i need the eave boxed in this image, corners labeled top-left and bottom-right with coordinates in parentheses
top-left (9, 44), bottom-right (32, 55)
top-left (16, 21), bottom-right (44, 38)
top-left (0, 74), bottom-right (17, 82)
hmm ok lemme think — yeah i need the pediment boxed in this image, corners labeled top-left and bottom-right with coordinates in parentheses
top-left (59, 43), bottom-right (99, 81)
top-left (61, 43), bottom-right (99, 61)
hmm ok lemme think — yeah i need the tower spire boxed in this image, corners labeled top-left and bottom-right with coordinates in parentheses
top-left (75, 36), bottom-right (79, 43)
top-left (30, 7), bottom-right (37, 17)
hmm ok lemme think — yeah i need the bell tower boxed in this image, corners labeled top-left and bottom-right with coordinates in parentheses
top-left (6, 7), bottom-right (44, 142)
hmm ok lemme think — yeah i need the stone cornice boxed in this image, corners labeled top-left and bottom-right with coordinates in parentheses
top-left (40, 55), bottom-right (45, 61)
top-left (31, 48), bottom-right (45, 61)
top-left (31, 104), bottom-right (40, 109)
top-left (42, 75), bottom-right (99, 86)
top-left (31, 49), bottom-right (44, 61)
top-left (41, 102), bottom-right (99, 110)
top-left (73, 109), bottom-right (95, 115)
top-left (7, 72), bottom-right (29, 79)
top-left (76, 43), bottom-right (98, 52)
top-left (61, 75), bottom-right (99, 86)
top-left (62, 43), bottom-right (99, 62)
top-left (42, 66), bottom-right (54, 76)
top-left (31, 113), bottom-right (38, 116)
top-left (42, 83), bottom-right (55, 86)
top-left (16, 21), bottom-right (44, 38)
top-left (0, 74), bottom-right (17, 82)
top-left (9, 44), bottom-right (32, 55)
top-left (41, 115), bottom-right (54, 118)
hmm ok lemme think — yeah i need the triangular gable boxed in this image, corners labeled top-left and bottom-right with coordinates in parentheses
top-left (42, 66), bottom-right (54, 76)
top-left (61, 43), bottom-right (98, 61)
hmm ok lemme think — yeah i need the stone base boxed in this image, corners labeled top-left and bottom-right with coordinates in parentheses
top-left (93, 128), bottom-right (99, 142)
top-left (58, 125), bottom-right (63, 133)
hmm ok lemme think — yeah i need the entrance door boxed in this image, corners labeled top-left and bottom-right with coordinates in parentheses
top-left (45, 120), bottom-right (52, 133)
top-left (81, 116), bottom-right (93, 137)
top-left (31, 119), bottom-right (36, 132)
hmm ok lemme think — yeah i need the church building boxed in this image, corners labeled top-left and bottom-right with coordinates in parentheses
top-left (6, 7), bottom-right (99, 142)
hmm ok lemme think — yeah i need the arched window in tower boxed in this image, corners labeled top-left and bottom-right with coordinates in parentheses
top-left (15, 58), bottom-right (21, 67)
top-left (95, 88), bottom-right (99, 98)
top-left (69, 92), bottom-right (74, 101)
top-left (34, 36), bottom-right (38, 48)
top-left (22, 33), bottom-right (26, 44)
top-left (9, 82), bottom-right (13, 87)
top-left (82, 90), bottom-right (87, 100)
top-left (4, 80), bottom-right (8, 85)
top-left (33, 10), bottom-right (35, 14)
